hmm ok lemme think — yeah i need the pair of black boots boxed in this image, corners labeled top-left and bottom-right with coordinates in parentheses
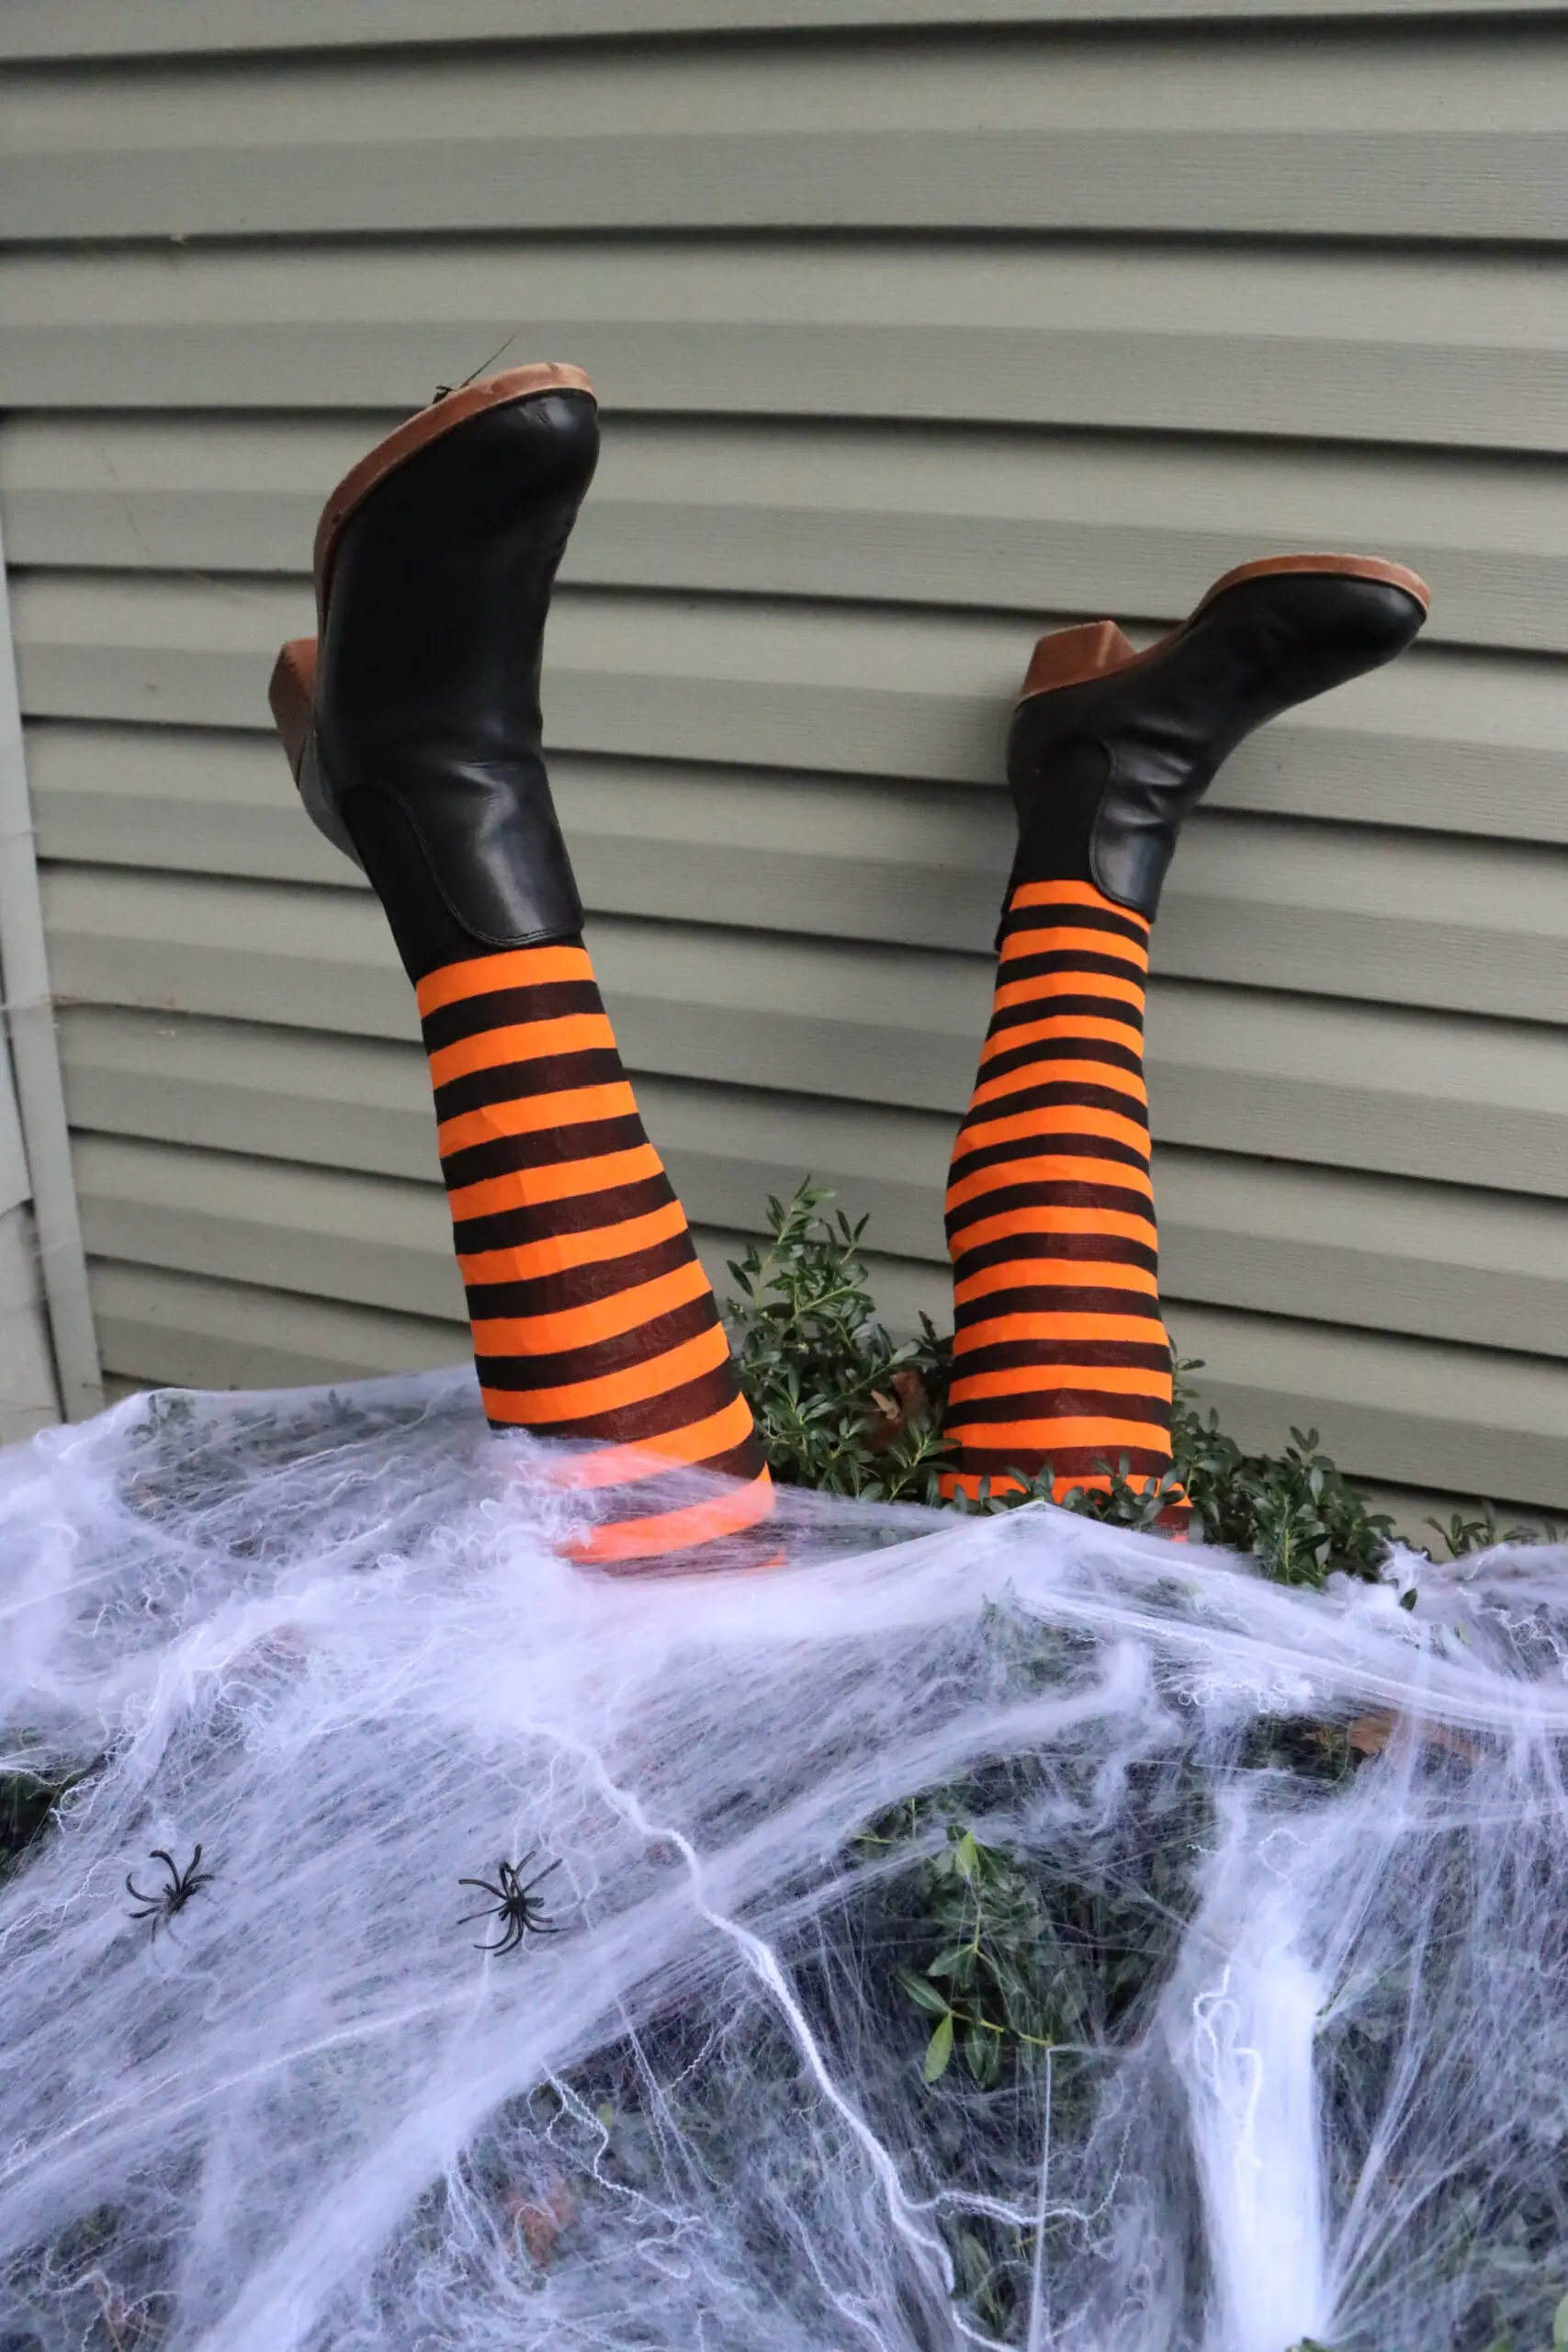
top-left (269, 366), bottom-right (1428, 982)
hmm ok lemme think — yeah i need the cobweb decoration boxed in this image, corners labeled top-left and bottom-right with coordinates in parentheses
top-left (2, 1367), bottom-right (1566, 2352)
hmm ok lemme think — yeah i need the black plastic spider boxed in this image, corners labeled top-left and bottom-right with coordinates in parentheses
top-left (125, 1844), bottom-right (214, 1934)
top-left (457, 1851), bottom-right (563, 1954)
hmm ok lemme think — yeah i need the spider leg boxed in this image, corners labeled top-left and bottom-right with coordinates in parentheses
top-left (457, 1876), bottom-right (505, 1902)
top-left (457, 1905), bottom-right (502, 1928)
top-left (517, 1859), bottom-right (563, 1898)
top-left (125, 1873), bottom-right (155, 1904)
top-left (148, 1850), bottom-right (180, 1880)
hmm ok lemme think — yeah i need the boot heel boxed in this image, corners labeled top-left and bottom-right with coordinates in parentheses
top-left (1020, 618), bottom-right (1137, 701)
top-left (268, 638), bottom-right (319, 784)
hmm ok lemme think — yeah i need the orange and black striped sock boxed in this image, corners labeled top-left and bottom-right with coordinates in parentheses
top-left (420, 938), bottom-right (773, 1568)
top-left (938, 877), bottom-right (1178, 1510)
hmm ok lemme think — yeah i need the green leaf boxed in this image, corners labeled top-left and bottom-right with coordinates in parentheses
top-left (924, 1947), bottom-right (973, 1979)
top-left (953, 1830), bottom-right (981, 1880)
top-left (897, 1968), bottom-right (953, 2018)
top-left (1552, 2293), bottom-right (1568, 2349)
top-left (922, 2012), bottom-right (954, 2083)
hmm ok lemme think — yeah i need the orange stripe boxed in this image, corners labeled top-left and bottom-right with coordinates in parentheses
top-left (939, 1467), bottom-right (1157, 1504)
top-left (428, 1013), bottom-right (616, 1090)
top-left (948, 1361), bottom-right (1171, 1404)
top-left (459, 1198), bottom-right (689, 1287)
top-left (954, 1101), bottom-right (1150, 1160)
top-left (483, 1318), bottom-right (733, 1424)
top-left (977, 1014), bottom-right (1143, 1066)
top-left (417, 944), bottom-right (593, 1016)
top-left (1009, 881), bottom-right (1149, 929)
top-left (953, 1257), bottom-right (1159, 1302)
top-left (438, 1080), bottom-right (638, 1158)
top-left (944, 1414), bottom-right (1167, 1451)
top-left (944, 1161), bottom-right (1152, 1223)
top-left (1000, 923), bottom-right (1148, 970)
top-left (947, 1151), bottom-right (1152, 1219)
top-left (967, 1057), bottom-right (1147, 1114)
top-left (447, 1141), bottom-right (662, 1219)
top-left (992, 969), bottom-right (1146, 1013)
top-left (470, 1255), bottom-right (711, 1355)
top-left (565, 1468), bottom-right (776, 1566)
top-left (544, 1394), bottom-right (758, 1492)
top-left (953, 1310), bottom-right (1165, 1351)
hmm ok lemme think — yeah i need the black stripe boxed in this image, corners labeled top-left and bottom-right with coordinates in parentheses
top-left (950, 1335), bottom-right (1173, 1376)
top-left (475, 1292), bottom-right (720, 1396)
top-left (959, 1078), bottom-right (1146, 1129)
top-left (998, 947), bottom-right (1146, 989)
top-left (985, 990), bottom-right (1145, 1039)
top-left (946, 1177), bottom-right (1154, 1238)
top-left (1000, 899), bottom-right (1148, 948)
top-left (464, 1232), bottom-right (697, 1321)
top-left (487, 1362), bottom-right (743, 1444)
top-left (434, 1046), bottom-right (626, 1125)
top-left (421, 978), bottom-right (605, 1053)
top-left (442, 1112), bottom-right (649, 1190)
top-left (948, 1442), bottom-right (1170, 1479)
top-left (977, 1035), bottom-right (1145, 1088)
top-left (949, 1128), bottom-right (1151, 1188)
top-left (953, 1283), bottom-right (1165, 1327)
top-left (948, 1388), bottom-right (1168, 1428)
top-left (950, 1228), bottom-right (1157, 1281)
top-left (454, 1170), bottom-right (677, 1254)
top-left (949, 1229), bottom-right (1158, 1276)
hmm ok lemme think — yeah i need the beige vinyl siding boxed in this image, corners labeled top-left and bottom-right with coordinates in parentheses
top-left (2, 8), bottom-right (1565, 1509)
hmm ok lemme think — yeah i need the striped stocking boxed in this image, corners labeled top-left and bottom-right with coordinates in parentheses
top-left (938, 877), bottom-right (1177, 1508)
top-left (420, 939), bottom-right (773, 1566)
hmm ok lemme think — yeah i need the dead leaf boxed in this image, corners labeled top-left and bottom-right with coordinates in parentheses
top-left (863, 1368), bottom-right (931, 1453)
top-left (506, 2173), bottom-right (576, 2268)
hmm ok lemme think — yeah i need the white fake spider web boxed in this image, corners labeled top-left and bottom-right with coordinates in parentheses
top-left (2, 1367), bottom-right (1566, 2352)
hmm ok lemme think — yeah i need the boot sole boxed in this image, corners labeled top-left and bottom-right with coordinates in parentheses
top-left (267, 360), bottom-right (596, 792)
top-left (1019, 551), bottom-right (1431, 703)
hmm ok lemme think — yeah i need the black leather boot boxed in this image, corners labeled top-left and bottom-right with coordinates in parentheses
top-left (267, 363), bottom-right (600, 981)
top-left (1006, 553), bottom-right (1430, 921)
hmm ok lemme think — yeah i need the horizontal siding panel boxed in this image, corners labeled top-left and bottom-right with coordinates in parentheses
top-left (68, 1099), bottom-right (1568, 1360)
top-left (8, 109), bottom-right (1561, 242)
top-left (7, 413), bottom-right (1566, 657)
top-left (1146, 986), bottom-right (1568, 1203)
top-left (0, 3), bottom-right (1551, 61)
top-left (26, 722), bottom-right (1568, 1025)
top-left (3, 243), bottom-right (1562, 452)
top-left (1171, 1306), bottom-right (1568, 1512)
top-left (89, 1259), bottom-right (466, 1392)
top-left (10, 37), bottom-right (1558, 151)
top-left (16, 582), bottom-right (1565, 850)
top-left (0, 0), bottom-right (1551, 60)
top-left (48, 886), bottom-right (1568, 1203)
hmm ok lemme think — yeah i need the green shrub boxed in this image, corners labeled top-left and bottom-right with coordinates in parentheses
top-left (726, 1179), bottom-right (1410, 1588)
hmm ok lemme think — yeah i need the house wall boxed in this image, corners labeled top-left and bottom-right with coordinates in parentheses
top-left (1, 4), bottom-right (1564, 1506)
